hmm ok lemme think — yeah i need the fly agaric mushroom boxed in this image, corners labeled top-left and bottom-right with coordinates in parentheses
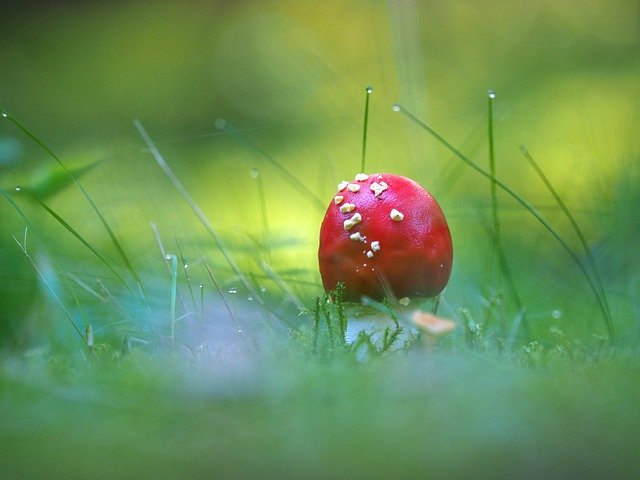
top-left (319, 173), bottom-right (452, 301)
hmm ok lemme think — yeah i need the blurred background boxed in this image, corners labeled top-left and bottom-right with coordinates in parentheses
top-left (0, 0), bottom-right (639, 348)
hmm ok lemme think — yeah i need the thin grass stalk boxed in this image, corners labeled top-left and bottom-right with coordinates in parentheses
top-left (63, 272), bottom-right (89, 330)
top-left (250, 168), bottom-right (271, 262)
top-left (1, 188), bottom-right (30, 224)
top-left (215, 119), bottom-right (325, 211)
top-left (97, 279), bottom-right (136, 326)
top-left (321, 298), bottom-right (335, 351)
top-left (2, 109), bottom-right (144, 293)
top-left (134, 120), bottom-right (258, 303)
top-left (66, 272), bottom-right (107, 302)
top-left (167, 254), bottom-right (178, 344)
top-left (199, 283), bottom-right (204, 319)
top-left (259, 259), bottom-right (304, 311)
top-left (488, 91), bottom-right (500, 250)
top-left (152, 225), bottom-right (191, 316)
top-left (176, 239), bottom-right (197, 315)
top-left (487, 91), bottom-right (525, 338)
top-left (632, 276), bottom-right (640, 347)
top-left (312, 296), bottom-right (321, 354)
top-left (13, 228), bottom-right (86, 343)
top-left (394, 103), bottom-right (614, 340)
top-left (334, 283), bottom-right (347, 341)
top-left (151, 223), bottom-right (170, 273)
top-left (361, 86), bottom-right (373, 173)
top-left (63, 274), bottom-right (94, 355)
top-left (519, 145), bottom-right (613, 333)
top-left (20, 188), bottom-right (133, 292)
top-left (199, 251), bottom-right (245, 343)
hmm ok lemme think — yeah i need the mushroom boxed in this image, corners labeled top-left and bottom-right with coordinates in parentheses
top-left (411, 311), bottom-right (456, 338)
top-left (411, 311), bottom-right (456, 349)
top-left (319, 173), bottom-right (453, 301)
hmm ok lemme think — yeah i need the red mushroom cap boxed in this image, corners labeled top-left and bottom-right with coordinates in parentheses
top-left (318, 173), bottom-right (453, 301)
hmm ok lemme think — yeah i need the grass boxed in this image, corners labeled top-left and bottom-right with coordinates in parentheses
top-left (2, 340), bottom-right (640, 479)
top-left (1, 92), bottom-right (639, 478)
top-left (393, 104), bottom-right (617, 340)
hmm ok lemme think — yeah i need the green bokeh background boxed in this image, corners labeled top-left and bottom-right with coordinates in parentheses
top-left (1, 2), bottom-right (640, 479)
top-left (1, 0), bottom-right (639, 346)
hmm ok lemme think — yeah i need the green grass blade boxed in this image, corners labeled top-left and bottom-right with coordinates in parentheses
top-left (167, 254), bottom-right (178, 345)
top-left (175, 239), bottom-right (197, 316)
top-left (1, 109), bottom-right (143, 293)
top-left (18, 188), bottom-right (132, 292)
top-left (361, 86), bottom-right (373, 173)
top-left (215, 119), bottom-right (325, 211)
top-left (259, 259), bottom-right (304, 311)
top-left (250, 168), bottom-right (272, 263)
top-left (13, 229), bottom-right (86, 343)
top-left (312, 296), bottom-right (321, 354)
top-left (1, 187), bottom-right (30, 225)
top-left (134, 119), bottom-right (258, 301)
top-left (198, 251), bottom-right (246, 343)
top-left (519, 145), bottom-right (613, 336)
top-left (487, 90), bottom-right (526, 338)
top-left (26, 160), bottom-right (103, 200)
top-left (65, 272), bottom-right (107, 302)
top-left (394, 103), bottom-right (615, 340)
top-left (632, 276), bottom-right (640, 346)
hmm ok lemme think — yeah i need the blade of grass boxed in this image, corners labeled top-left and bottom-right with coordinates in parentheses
top-left (16, 187), bottom-right (132, 293)
top-left (394, 103), bottom-right (614, 340)
top-left (62, 271), bottom-right (89, 330)
top-left (26, 159), bottom-right (103, 200)
top-left (134, 119), bottom-right (257, 302)
top-left (175, 239), bottom-right (197, 316)
top-left (632, 275), bottom-right (640, 347)
top-left (215, 119), bottom-right (325, 211)
top-left (198, 251), bottom-right (246, 344)
top-left (96, 279), bottom-right (138, 329)
top-left (1, 187), bottom-right (30, 224)
top-left (65, 272), bottom-right (107, 302)
top-left (519, 145), bottom-right (613, 335)
top-left (13, 228), bottom-right (86, 343)
top-left (250, 168), bottom-right (272, 263)
top-left (2, 108), bottom-right (144, 294)
top-left (166, 253), bottom-right (178, 345)
top-left (259, 259), bottom-right (305, 312)
top-left (151, 222), bottom-right (169, 272)
top-left (361, 86), bottom-right (373, 173)
top-left (312, 296), bottom-right (321, 354)
top-left (487, 90), bottom-right (526, 339)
